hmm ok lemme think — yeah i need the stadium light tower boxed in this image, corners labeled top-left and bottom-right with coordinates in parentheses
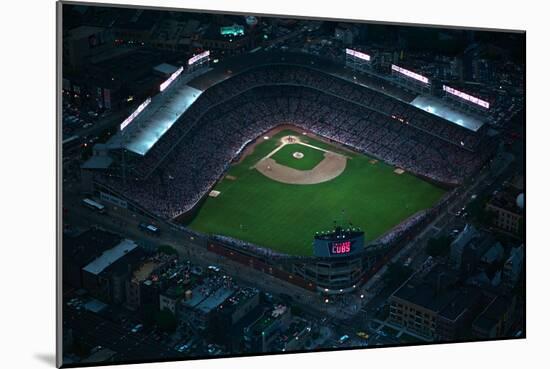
top-left (345, 48), bottom-right (371, 74)
top-left (187, 50), bottom-right (211, 74)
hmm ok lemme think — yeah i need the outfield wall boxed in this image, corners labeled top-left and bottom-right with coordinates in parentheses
top-left (207, 241), bottom-right (318, 292)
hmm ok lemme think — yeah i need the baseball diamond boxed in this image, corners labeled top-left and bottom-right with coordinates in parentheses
top-left (188, 128), bottom-right (446, 256)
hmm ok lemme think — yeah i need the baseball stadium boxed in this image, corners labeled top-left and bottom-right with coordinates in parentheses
top-left (82, 51), bottom-right (493, 293)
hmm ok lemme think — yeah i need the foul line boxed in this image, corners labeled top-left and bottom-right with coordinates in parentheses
top-left (256, 137), bottom-right (331, 167)
top-left (298, 141), bottom-right (330, 153)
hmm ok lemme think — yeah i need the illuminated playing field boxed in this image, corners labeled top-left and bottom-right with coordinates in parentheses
top-left (189, 129), bottom-right (445, 256)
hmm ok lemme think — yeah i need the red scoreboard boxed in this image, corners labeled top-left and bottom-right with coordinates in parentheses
top-left (313, 227), bottom-right (364, 257)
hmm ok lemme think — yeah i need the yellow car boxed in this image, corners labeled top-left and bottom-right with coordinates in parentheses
top-left (356, 332), bottom-right (369, 339)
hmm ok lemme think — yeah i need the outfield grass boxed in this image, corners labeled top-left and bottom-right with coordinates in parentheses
top-left (189, 129), bottom-right (446, 256)
top-left (271, 143), bottom-right (326, 170)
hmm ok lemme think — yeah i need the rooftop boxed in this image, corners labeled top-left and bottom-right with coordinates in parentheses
top-left (273, 318), bottom-right (310, 350)
top-left (394, 281), bottom-right (457, 313)
top-left (470, 234), bottom-right (499, 260)
top-left (83, 299), bottom-right (108, 314)
top-left (180, 285), bottom-right (209, 308)
top-left (196, 287), bottom-right (234, 314)
top-left (481, 242), bottom-right (504, 264)
top-left (473, 295), bottom-right (513, 331)
top-left (249, 305), bottom-right (289, 335)
top-left (438, 288), bottom-right (482, 321)
top-left (153, 63), bottom-right (179, 77)
top-left (63, 228), bottom-right (121, 267)
top-left (82, 239), bottom-right (139, 275)
top-left (163, 285), bottom-right (186, 299)
top-left (451, 224), bottom-right (481, 254)
top-left (488, 186), bottom-right (523, 214)
top-left (223, 287), bottom-right (259, 310)
top-left (393, 265), bottom-right (459, 312)
top-left (505, 245), bottom-right (524, 270)
top-left (133, 260), bottom-right (163, 282)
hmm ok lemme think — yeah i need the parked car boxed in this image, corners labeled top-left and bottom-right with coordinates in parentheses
top-left (338, 335), bottom-right (350, 344)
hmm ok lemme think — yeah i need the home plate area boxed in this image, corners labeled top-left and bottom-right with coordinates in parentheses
top-left (255, 135), bottom-right (347, 185)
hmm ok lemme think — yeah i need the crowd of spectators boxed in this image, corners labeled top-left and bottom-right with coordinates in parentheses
top-left (132, 65), bottom-right (484, 179)
top-left (211, 235), bottom-right (289, 259)
top-left (377, 210), bottom-right (429, 245)
top-left (97, 65), bottom-right (491, 220)
top-left (375, 187), bottom-right (458, 246)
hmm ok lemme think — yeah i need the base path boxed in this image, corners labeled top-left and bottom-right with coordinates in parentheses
top-left (255, 151), bottom-right (347, 185)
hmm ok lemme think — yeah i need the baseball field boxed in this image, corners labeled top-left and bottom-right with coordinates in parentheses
top-left (188, 128), bottom-right (446, 256)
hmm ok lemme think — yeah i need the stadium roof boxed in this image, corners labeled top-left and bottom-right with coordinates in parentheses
top-left (153, 63), bottom-right (179, 77)
top-left (107, 80), bottom-right (204, 156)
top-left (82, 239), bottom-right (138, 275)
top-left (411, 95), bottom-right (486, 132)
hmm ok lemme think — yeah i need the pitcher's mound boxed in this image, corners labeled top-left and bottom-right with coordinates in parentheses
top-left (256, 152), bottom-right (347, 185)
top-left (293, 152), bottom-right (304, 159)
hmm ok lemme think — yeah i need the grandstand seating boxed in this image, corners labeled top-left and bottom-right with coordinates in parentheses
top-left (96, 73), bottom-right (491, 220)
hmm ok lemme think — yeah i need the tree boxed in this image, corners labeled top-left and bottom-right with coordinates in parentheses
top-left (426, 236), bottom-right (451, 257)
top-left (466, 195), bottom-right (496, 227)
top-left (158, 244), bottom-right (178, 256)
